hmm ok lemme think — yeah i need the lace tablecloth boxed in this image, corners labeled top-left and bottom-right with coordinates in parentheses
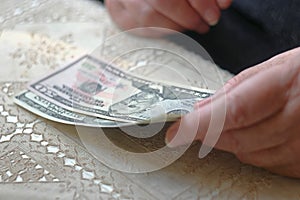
top-left (1, 0), bottom-right (300, 199)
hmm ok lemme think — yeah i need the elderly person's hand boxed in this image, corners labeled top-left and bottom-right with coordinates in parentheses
top-left (106, 0), bottom-right (232, 37)
top-left (166, 47), bottom-right (300, 178)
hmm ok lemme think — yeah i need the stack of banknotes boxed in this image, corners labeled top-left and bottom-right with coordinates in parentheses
top-left (14, 55), bottom-right (214, 128)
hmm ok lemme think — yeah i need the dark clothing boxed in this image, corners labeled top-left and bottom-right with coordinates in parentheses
top-left (183, 0), bottom-right (300, 74)
top-left (101, 0), bottom-right (300, 74)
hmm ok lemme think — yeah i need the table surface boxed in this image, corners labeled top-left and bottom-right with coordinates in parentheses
top-left (1, 0), bottom-right (300, 199)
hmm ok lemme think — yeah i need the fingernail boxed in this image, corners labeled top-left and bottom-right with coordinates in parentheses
top-left (217, 0), bottom-right (230, 9)
top-left (204, 9), bottom-right (219, 26)
top-left (165, 123), bottom-right (181, 148)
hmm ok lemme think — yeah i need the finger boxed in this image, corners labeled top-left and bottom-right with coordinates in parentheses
top-left (106, 0), bottom-right (139, 30)
top-left (195, 46), bottom-right (300, 109)
top-left (188, 0), bottom-right (221, 26)
top-left (107, 0), bottom-right (184, 37)
top-left (166, 88), bottom-right (226, 148)
top-left (122, 0), bottom-right (185, 36)
top-left (166, 64), bottom-right (289, 148)
top-left (216, 0), bottom-right (232, 9)
top-left (145, 0), bottom-right (209, 33)
top-left (236, 137), bottom-right (300, 169)
top-left (217, 89), bottom-right (300, 154)
top-left (195, 47), bottom-right (300, 109)
top-left (165, 110), bottom-right (202, 148)
top-left (267, 163), bottom-right (300, 178)
top-left (194, 62), bottom-right (272, 109)
top-left (214, 112), bottom-right (289, 154)
top-left (212, 63), bottom-right (289, 130)
top-left (218, 47), bottom-right (300, 93)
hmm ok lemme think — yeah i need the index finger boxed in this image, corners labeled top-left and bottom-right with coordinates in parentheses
top-left (166, 63), bottom-right (289, 150)
top-left (145, 0), bottom-right (209, 33)
top-left (188, 0), bottom-right (221, 25)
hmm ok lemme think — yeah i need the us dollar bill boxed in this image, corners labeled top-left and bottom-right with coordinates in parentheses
top-left (28, 55), bottom-right (214, 123)
top-left (14, 90), bottom-right (128, 127)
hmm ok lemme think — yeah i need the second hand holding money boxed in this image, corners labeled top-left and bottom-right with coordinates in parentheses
top-left (166, 47), bottom-right (300, 178)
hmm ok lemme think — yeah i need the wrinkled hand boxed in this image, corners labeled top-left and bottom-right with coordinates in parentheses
top-left (106, 0), bottom-right (232, 37)
top-left (166, 47), bottom-right (300, 178)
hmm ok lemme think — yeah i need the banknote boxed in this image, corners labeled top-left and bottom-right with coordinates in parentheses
top-left (14, 90), bottom-right (128, 127)
top-left (28, 55), bottom-right (214, 123)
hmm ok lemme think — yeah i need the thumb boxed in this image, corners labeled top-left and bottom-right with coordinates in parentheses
top-left (166, 63), bottom-right (288, 151)
top-left (195, 55), bottom-right (279, 109)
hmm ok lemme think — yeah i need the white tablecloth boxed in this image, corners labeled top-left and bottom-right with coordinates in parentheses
top-left (0, 0), bottom-right (300, 199)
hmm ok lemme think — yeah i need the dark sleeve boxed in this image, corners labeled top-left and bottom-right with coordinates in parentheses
top-left (100, 0), bottom-right (300, 74)
top-left (176, 0), bottom-right (300, 74)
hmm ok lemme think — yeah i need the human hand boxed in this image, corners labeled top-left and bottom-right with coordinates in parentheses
top-left (166, 47), bottom-right (300, 178)
top-left (105, 0), bottom-right (232, 37)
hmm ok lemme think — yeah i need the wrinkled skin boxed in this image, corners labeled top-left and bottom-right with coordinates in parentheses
top-left (166, 47), bottom-right (300, 178)
top-left (106, 0), bottom-right (232, 37)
